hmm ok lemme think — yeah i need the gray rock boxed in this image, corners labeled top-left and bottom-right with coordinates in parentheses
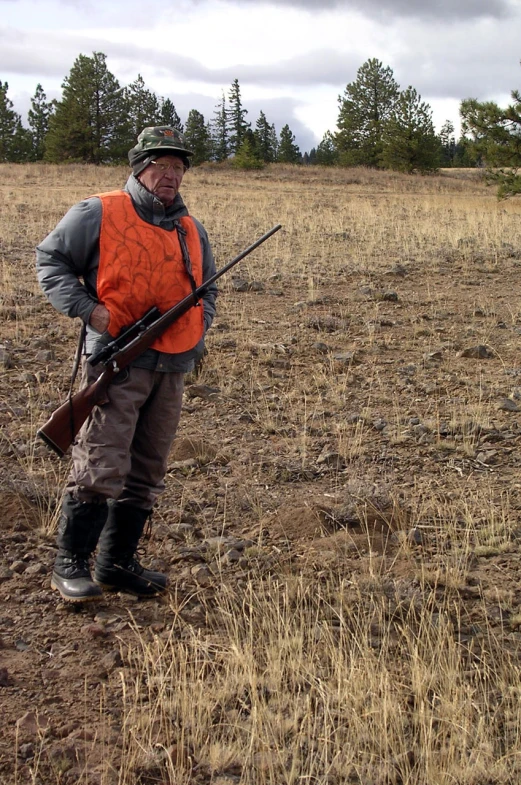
top-left (459, 345), bottom-right (495, 359)
top-left (222, 549), bottom-right (242, 565)
top-left (35, 350), bottom-right (55, 362)
top-left (498, 398), bottom-right (520, 412)
top-left (24, 562), bottom-right (46, 576)
top-left (312, 342), bottom-right (330, 354)
top-left (0, 349), bottom-right (12, 369)
top-left (381, 291), bottom-right (399, 302)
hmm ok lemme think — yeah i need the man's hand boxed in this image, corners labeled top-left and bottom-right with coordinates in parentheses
top-left (89, 304), bottom-right (110, 333)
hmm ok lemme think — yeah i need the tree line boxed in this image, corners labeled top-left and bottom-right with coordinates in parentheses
top-left (0, 53), bottom-right (300, 168)
top-left (1, 51), bottom-right (520, 187)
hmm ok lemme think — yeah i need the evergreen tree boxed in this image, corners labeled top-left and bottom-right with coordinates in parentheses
top-left (159, 97), bottom-right (183, 131)
top-left (315, 131), bottom-right (338, 166)
top-left (380, 87), bottom-right (440, 173)
top-left (254, 110), bottom-right (277, 162)
top-left (278, 124), bottom-right (301, 163)
top-left (233, 130), bottom-right (264, 169)
top-left (461, 83), bottom-right (521, 197)
top-left (125, 74), bottom-right (161, 139)
top-left (45, 52), bottom-right (128, 163)
top-left (11, 119), bottom-right (34, 162)
top-left (28, 83), bottom-right (55, 160)
top-left (336, 58), bottom-right (400, 167)
top-left (211, 91), bottom-right (229, 162)
top-left (452, 136), bottom-right (479, 168)
top-left (227, 78), bottom-right (250, 155)
top-left (0, 82), bottom-right (22, 162)
top-left (184, 109), bottom-right (212, 165)
top-left (439, 119), bottom-right (456, 167)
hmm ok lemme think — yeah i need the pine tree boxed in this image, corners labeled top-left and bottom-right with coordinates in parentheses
top-left (184, 109), bottom-right (212, 165)
top-left (461, 82), bottom-right (521, 197)
top-left (227, 78), bottom-right (250, 155)
top-left (439, 120), bottom-right (456, 167)
top-left (45, 52), bottom-right (128, 164)
top-left (336, 58), bottom-right (400, 167)
top-left (315, 131), bottom-right (338, 166)
top-left (11, 120), bottom-right (34, 162)
top-left (159, 98), bottom-right (183, 131)
top-left (125, 74), bottom-right (161, 139)
top-left (278, 124), bottom-right (301, 163)
top-left (254, 111), bottom-right (278, 162)
top-left (0, 82), bottom-right (22, 162)
top-left (380, 87), bottom-right (440, 173)
top-left (211, 91), bottom-right (229, 162)
top-left (233, 129), bottom-right (263, 169)
top-left (28, 83), bottom-right (55, 160)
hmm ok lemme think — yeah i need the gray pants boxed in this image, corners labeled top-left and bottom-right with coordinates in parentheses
top-left (66, 361), bottom-right (184, 508)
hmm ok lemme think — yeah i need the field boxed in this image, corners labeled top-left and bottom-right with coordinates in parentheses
top-left (1, 161), bottom-right (521, 785)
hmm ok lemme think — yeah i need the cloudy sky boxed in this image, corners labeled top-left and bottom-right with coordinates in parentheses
top-left (1, 0), bottom-right (520, 152)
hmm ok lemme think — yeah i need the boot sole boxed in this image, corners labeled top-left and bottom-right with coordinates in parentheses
top-left (51, 577), bottom-right (104, 603)
top-left (94, 579), bottom-right (167, 598)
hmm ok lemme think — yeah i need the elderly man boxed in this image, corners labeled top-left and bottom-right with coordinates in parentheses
top-left (36, 126), bottom-right (217, 602)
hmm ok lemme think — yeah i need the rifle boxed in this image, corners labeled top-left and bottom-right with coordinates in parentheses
top-left (37, 224), bottom-right (282, 457)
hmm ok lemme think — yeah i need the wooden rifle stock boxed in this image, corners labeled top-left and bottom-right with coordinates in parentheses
top-left (37, 224), bottom-right (282, 456)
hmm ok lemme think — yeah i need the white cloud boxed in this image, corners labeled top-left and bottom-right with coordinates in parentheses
top-left (1, 0), bottom-right (520, 151)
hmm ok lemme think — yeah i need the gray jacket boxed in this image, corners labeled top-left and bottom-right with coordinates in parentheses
top-left (36, 175), bottom-right (217, 373)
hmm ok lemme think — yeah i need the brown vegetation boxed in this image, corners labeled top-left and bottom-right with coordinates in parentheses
top-left (1, 162), bottom-right (521, 784)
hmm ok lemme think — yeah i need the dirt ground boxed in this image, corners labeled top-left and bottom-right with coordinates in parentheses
top-left (2, 163), bottom-right (521, 784)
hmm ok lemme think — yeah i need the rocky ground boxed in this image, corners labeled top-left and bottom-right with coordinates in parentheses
top-left (2, 164), bottom-right (521, 783)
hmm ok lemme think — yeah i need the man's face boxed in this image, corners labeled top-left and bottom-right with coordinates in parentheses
top-left (138, 155), bottom-right (186, 206)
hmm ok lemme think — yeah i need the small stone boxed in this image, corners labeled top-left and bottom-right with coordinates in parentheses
top-left (168, 523), bottom-right (195, 539)
top-left (80, 623), bottom-right (107, 639)
top-left (16, 711), bottom-right (39, 734)
top-left (35, 350), bottom-right (54, 362)
top-left (317, 451), bottom-right (345, 469)
top-left (222, 549), bottom-right (242, 565)
top-left (312, 342), bottom-right (330, 354)
top-left (0, 667), bottom-right (9, 687)
top-left (19, 372), bottom-right (37, 384)
top-left (381, 291), bottom-right (399, 302)
top-left (24, 562), bottom-right (46, 576)
top-left (499, 398), bottom-right (520, 412)
top-left (407, 528), bottom-right (423, 546)
top-left (18, 743), bottom-right (35, 760)
top-left (168, 458), bottom-right (198, 472)
top-left (231, 279), bottom-right (250, 292)
top-left (190, 565), bottom-right (211, 585)
top-left (185, 384), bottom-right (220, 400)
top-left (0, 348), bottom-right (12, 369)
top-left (459, 345), bottom-right (495, 359)
top-left (10, 561), bottom-right (25, 574)
top-left (99, 650), bottom-right (123, 672)
top-left (332, 351), bottom-right (360, 365)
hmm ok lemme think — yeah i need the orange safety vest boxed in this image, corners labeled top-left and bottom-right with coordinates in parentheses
top-left (96, 191), bottom-right (204, 354)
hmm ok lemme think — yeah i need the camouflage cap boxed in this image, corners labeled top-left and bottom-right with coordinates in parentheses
top-left (128, 126), bottom-right (193, 175)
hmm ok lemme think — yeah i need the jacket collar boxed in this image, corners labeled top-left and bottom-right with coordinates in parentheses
top-left (125, 174), bottom-right (188, 225)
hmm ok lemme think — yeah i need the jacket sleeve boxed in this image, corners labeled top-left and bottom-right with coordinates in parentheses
top-left (36, 198), bottom-right (103, 325)
top-left (193, 217), bottom-right (218, 333)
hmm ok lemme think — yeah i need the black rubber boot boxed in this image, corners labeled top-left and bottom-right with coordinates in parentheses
top-left (94, 503), bottom-right (168, 597)
top-left (51, 495), bottom-right (109, 602)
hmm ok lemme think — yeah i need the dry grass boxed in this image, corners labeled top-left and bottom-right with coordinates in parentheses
top-left (2, 162), bottom-right (521, 784)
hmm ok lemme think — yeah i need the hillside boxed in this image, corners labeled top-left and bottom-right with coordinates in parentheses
top-left (1, 162), bottom-right (521, 785)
